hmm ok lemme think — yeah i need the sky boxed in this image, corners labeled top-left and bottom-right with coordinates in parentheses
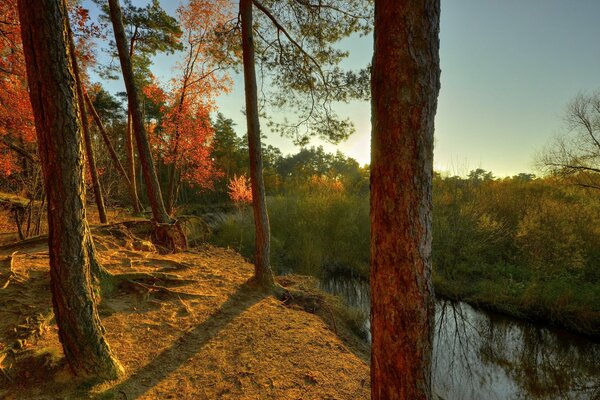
top-left (86, 0), bottom-right (600, 177)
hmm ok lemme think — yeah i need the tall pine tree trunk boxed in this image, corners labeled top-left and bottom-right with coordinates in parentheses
top-left (240, 0), bottom-right (276, 287)
top-left (108, 0), bottom-right (171, 224)
top-left (67, 26), bottom-right (107, 224)
top-left (125, 27), bottom-right (142, 215)
top-left (18, 0), bottom-right (123, 380)
top-left (370, 1), bottom-right (441, 399)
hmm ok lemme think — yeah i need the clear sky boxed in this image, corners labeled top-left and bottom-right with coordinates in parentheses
top-left (87, 0), bottom-right (600, 177)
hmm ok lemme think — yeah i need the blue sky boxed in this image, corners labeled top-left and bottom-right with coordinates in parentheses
top-left (86, 0), bottom-right (600, 176)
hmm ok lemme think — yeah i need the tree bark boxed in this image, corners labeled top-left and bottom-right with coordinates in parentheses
top-left (240, 0), bottom-right (276, 287)
top-left (124, 28), bottom-right (142, 214)
top-left (18, 0), bottom-right (123, 380)
top-left (108, 0), bottom-right (171, 224)
top-left (125, 111), bottom-right (141, 212)
top-left (370, 1), bottom-right (440, 399)
top-left (85, 92), bottom-right (142, 214)
top-left (67, 27), bottom-right (107, 224)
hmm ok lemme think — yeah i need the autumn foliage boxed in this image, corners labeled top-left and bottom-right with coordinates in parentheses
top-left (228, 174), bottom-right (253, 205)
top-left (0, 0), bottom-right (34, 176)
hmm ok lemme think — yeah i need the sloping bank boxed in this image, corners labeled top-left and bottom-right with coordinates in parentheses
top-left (0, 222), bottom-right (375, 399)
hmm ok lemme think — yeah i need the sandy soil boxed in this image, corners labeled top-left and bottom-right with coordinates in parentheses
top-left (0, 223), bottom-right (370, 399)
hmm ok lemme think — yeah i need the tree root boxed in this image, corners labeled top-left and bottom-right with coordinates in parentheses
top-left (97, 270), bottom-right (201, 301)
top-left (151, 221), bottom-right (187, 254)
top-left (278, 286), bottom-right (338, 335)
top-left (1, 252), bottom-right (25, 289)
top-left (111, 272), bottom-right (195, 287)
top-left (119, 280), bottom-right (203, 300)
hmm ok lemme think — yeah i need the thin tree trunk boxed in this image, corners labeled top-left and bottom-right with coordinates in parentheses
top-left (35, 191), bottom-right (44, 236)
top-left (108, 0), bottom-right (171, 224)
top-left (166, 163), bottom-right (179, 214)
top-left (0, 136), bottom-right (36, 162)
top-left (84, 92), bottom-right (142, 213)
top-left (67, 29), bottom-right (107, 224)
top-left (18, 0), bottom-right (123, 380)
top-left (13, 208), bottom-right (24, 240)
top-left (25, 198), bottom-right (33, 237)
top-left (125, 111), bottom-right (141, 212)
top-left (240, 0), bottom-right (276, 287)
top-left (370, 1), bottom-right (441, 399)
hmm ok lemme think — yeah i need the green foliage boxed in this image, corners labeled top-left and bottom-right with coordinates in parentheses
top-left (94, 0), bottom-right (182, 82)
top-left (432, 172), bottom-right (600, 284)
top-left (432, 171), bottom-right (600, 335)
top-left (211, 176), bottom-right (369, 278)
top-left (212, 166), bottom-right (600, 334)
top-left (248, 0), bottom-right (373, 144)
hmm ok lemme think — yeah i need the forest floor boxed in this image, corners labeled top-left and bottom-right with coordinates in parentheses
top-left (0, 221), bottom-right (370, 399)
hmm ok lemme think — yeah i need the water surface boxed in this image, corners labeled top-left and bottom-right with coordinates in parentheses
top-left (321, 276), bottom-right (600, 400)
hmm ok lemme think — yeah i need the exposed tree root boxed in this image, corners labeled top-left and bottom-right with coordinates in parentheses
top-left (0, 252), bottom-right (25, 289)
top-left (95, 268), bottom-right (201, 301)
top-left (246, 275), bottom-right (289, 301)
top-left (151, 221), bottom-right (187, 254)
top-left (119, 280), bottom-right (204, 300)
top-left (277, 278), bottom-right (339, 336)
top-left (110, 272), bottom-right (195, 287)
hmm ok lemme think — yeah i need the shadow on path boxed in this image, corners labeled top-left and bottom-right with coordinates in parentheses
top-left (99, 281), bottom-right (268, 399)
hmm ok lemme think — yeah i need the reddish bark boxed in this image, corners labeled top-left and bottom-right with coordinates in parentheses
top-left (370, 1), bottom-right (441, 399)
top-left (108, 0), bottom-right (171, 224)
top-left (240, 0), bottom-right (276, 287)
top-left (18, 0), bottom-right (123, 380)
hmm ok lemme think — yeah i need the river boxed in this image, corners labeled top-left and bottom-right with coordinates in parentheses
top-left (320, 276), bottom-right (600, 400)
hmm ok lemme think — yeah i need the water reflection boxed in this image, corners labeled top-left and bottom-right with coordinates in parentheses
top-left (320, 276), bottom-right (600, 400)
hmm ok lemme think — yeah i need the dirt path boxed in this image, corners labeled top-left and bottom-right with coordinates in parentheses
top-left (0, 230), bottom-right (370, 399)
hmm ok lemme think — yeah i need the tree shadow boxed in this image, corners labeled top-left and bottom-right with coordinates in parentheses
top-left (98, 281), bottom-right (268, 399)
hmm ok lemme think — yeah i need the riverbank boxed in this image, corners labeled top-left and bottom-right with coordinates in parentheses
top-left (210, 212), bottom-right (600, 339)
top-left (322, 264), bottom-right (600, 338)
top-left (433, 266), bottom-right (600, 338)
top-left (0, 226), bottom-right (371, 399)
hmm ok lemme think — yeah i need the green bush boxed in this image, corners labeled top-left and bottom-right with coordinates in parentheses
top-left (211, 180), bottom-right (369, 277)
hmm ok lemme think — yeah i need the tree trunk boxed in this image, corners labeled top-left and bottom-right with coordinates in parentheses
top-left (67, 28), bottom-right (107, 224)
top-left (84, 91), bottom-right (143, 213)
top-left (108, 0), bottom-right (171, 224)
top-left (18, 0), bottom-right (123, 380)
top-left (240, 0), bottom-right (276, 287)
top-left (370, 1), bottom-right (440, 399)
top-left (125, 111), bottom-right (141, 213)
top-left (124, 26), bottom-right (142, 215)
top-left (166, 164), bottom-right (177, 214)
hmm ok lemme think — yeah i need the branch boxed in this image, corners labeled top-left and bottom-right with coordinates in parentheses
top-left (292, 0), bottom-right (369, 20)
top-left (544, 162), bottom-right (600, 174)
top-left (0, 137), bottom-right (37, 162)
top-left (572, 182), bottom-right (600, 191)
top-left (252, 0), bottom-right (326, 84)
